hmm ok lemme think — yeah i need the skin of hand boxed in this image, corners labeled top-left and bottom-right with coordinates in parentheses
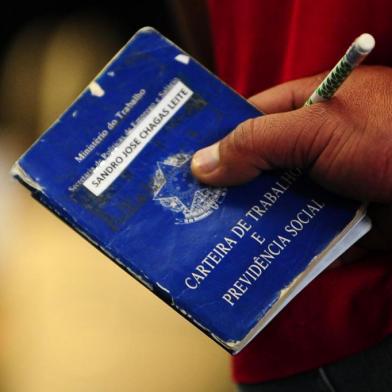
top-left (191, 66), bottom-right (392, 252)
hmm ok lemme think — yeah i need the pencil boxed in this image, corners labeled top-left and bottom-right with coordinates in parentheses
top-left (304, 33), bottom-right (375, 106)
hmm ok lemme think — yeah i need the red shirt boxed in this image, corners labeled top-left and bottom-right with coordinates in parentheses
top-left (207, 0), bottom-right (392, 383)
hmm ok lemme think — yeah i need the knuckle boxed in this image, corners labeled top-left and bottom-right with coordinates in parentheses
top-left (302, 103), bottom-right (339, 139)
top-left (227, 117), bottom-right (262, 157)
top-left (305, 103), bottom-right (329, 121)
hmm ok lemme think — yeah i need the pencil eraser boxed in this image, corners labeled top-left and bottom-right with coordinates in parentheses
top-left (356, 33), bottom-right (375, 54)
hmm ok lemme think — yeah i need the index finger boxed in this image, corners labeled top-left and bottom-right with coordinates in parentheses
top-left (248, 72), bottom-right (327, 114)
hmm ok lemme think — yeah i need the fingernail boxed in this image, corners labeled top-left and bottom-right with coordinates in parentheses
top-left (192, 143), bottom-right (220, 174)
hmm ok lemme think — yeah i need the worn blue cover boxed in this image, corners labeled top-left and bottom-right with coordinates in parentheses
top-left (13, 27), bottom-right (363, 352)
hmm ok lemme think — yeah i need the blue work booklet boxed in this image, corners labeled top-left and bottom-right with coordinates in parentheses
top-left (12, 27), bottom-right (371, 353)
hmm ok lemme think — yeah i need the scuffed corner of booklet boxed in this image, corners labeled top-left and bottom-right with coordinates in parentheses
top-left (10, 161), bottom-right (45, 193)
top-left (212, 334), bottom-right (242, 354)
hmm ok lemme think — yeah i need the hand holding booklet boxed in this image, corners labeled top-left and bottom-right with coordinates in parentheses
top-left (12, 28), bottom-right (371, 353)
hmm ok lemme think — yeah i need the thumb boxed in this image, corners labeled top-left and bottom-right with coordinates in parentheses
top-left (191, 76), bottom-right (333, 186)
